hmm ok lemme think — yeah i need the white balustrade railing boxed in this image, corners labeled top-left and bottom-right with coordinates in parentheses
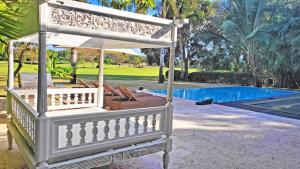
top-left (14, 88), bottom-right (98, 111)
top-left (46, 106), bottom-right (168, 162)
top-left (8, 90), bottom-right (39, 153)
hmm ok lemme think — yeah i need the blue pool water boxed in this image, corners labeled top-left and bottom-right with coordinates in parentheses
top-left (151, 86), bottom-right (298, 103)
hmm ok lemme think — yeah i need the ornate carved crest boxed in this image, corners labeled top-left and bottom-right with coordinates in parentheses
top-left (49, 7), bottom-right (171, 39)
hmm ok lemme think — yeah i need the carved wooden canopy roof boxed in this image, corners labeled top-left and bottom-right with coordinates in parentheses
top-left (15, 0), bottom-right (177, 49)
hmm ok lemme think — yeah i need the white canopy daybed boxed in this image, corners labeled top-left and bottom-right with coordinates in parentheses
top-left (6, 0), bottom-right (187, 168)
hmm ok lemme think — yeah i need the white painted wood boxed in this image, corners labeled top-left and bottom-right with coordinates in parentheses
top-left (14, 88), bottom-right (98, 110)
top-left (7, 122), bottom-right (37, 169)
top-left (7, 1), bottom-right (183, 168)
top-left (164, 19), bottom-right (178, 169)
top-left (47, 139), bottom-right (165, 169)
top-left (8, 90), bottom-right (38, 152)
top-left (37, 31), bottom-right (48, 115)
top-left (36, 2), bottom-right (50, 164)
top-left (8, 41), bottom-right (14, 89)
top-left (166, 20), bottom-right (178, 105)
top-left (47, 0), bottom-right (173, 25)
top-left (44, 106), bottom-right (165, 159)
top-left (16, 32), bottom-right (170, 49)
top-left (97, 49), bottom-right (104, 108)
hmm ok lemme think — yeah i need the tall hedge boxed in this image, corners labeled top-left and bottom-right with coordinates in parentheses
top-left (165, 70), bottom-right (182, 81)
top-left (188, 72), bottom-right (254, 85)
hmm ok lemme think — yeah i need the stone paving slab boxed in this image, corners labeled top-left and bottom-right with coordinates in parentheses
top-left (1, 97), bottom-right (300, 169)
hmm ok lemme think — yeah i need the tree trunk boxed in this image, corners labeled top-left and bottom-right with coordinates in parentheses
top-left (70, 48), bottom-right (78, 84)
top-left (184, 47), bottom-right (189, 80)
top-left (179, 34), bottom-right (184, 80)
top-left (158, 49), bottom-right (165, 83)
top-left (288, 71), bottom-right (299, 89)
top-left (14, 43), bottom-right (30, 78)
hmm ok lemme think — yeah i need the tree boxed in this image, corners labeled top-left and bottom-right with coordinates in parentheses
top-left (262, 0), bottom-right (300, 88)
top-left (176, 0), bottom-right (216, 80)
top-left (13, 42), bottom-right (31, 77)
top-left (128, 55), bottom-right (142, 67)
top-left (157, 0), bottom-right (177, 83)
top-left (0, 0), bottom-right (31, 61)
top-left (221, 0), bottom-right (268, 85)
top-left (77, 48), bottom-right (99, 68)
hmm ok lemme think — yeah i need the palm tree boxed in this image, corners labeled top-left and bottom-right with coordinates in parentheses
top-left (0, 1), bottom-right (24, 57)
top-left (221, 0), bottom-right (267, 85)
top-left (158, 0), bottom-right (177, 83)
top-left (262, 0), bottom-right (300, 88)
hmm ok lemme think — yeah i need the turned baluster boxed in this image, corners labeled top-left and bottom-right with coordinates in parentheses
top-left (152, 114), bottom-right (157, 131)
top-left (82, 93), bottom-right (86, 104)
top-left (31, 118), bottom-right (34, 138)
top-left (30, 117), bottom-right (34, 140)
top-left (134, 116), bottom-right (139, 134)
top-left (59, 94), bottom-right (63, 106)
top-left (88, 93), bottom-right (92, 104)
top-left (104, 120), bottom-right (110, 140)
top-left (143, 115), bottom-right (148, 133)
top-left (50, 94), bottom-right (55, 106)
top-left (66, 124), bottom-right (73, 147)
top-left (125, 117), bottom-right (130, 136)
top-left (26, 113), bottom-right (30, 133)
top-left (67, 94), bottom-right (71, 105)
top-left (79, 122), bottom-right (86, 144)
top-left (115, 119), bottom-right (120, 138)
top-left (33, 94), bottom-right (37, 109)
top-left (92, 121), bottom-right (98, 142)
top-left (24, 95), bottom-right (29, 104)
top-left (21, 108), bottom-right (25, 126)
top-left (74, 93), bottom-right (79, 105)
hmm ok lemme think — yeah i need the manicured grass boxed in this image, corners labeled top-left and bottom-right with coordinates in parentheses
top-left (0, 61), bottom-right (199, 96)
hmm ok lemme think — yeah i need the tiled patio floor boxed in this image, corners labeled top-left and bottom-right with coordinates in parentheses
top-left (1, 97), bottom-right (300, 169)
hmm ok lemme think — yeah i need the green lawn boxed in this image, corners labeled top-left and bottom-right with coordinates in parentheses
top-left (0, 61), bottom-right (199, 96)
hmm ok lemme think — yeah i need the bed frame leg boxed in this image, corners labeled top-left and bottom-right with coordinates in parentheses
top-left (163, 151), bottom-right (170, 169)
top-left (7, 130), bottom-right (13, 150)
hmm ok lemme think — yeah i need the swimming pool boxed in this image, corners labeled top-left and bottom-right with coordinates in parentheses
top-left (151, 86), bottom-right (298, 103)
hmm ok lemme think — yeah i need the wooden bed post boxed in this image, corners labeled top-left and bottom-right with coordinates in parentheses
top-left (164, 18), bottom-right (178, 169)
top-left (36, 1), bottom-right (49, 168)
top-left (7, 40), bottom-right (14, 150)
top-left (97, 48), bottom-right (104, 108)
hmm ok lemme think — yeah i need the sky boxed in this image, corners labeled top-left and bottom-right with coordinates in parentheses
top-left (87, 0), bottom-right (161, 16)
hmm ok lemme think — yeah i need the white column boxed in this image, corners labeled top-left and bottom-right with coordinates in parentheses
top-left (97, 48), bottom-right (104, 108)
top-left (8, 41), bottom-right (14, 89)
top-left (37, 32), bottom-right (48, 114)
top-left (164, 20), bottom-right (177, 169)
top-left (7, 41), bottom-right (14, 150)
top-left (36, 1), bottom-right (49, 167)
top-left (167, 23), bottom-right (178, 106)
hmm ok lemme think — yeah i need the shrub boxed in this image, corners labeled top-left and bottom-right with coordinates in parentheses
top-left (165, 70), bottom-right (182, 81)
top-left (188, 72), bottom-right (253, 85)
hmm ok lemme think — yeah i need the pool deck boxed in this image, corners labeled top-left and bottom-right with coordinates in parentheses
top-left (1, 96), bottom-right (300, 169)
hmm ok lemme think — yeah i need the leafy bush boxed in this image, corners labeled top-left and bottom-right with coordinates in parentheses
top-left (128, 55), bottom-right (142, 67)
top-left (165, 70), bottom-right (182, 81)
top-left (104, 57), bottom-right (116, 65)
top-left (49, 66), bottom-right (73, 79)
top-left (188, 72), bottom-right (253, 85)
